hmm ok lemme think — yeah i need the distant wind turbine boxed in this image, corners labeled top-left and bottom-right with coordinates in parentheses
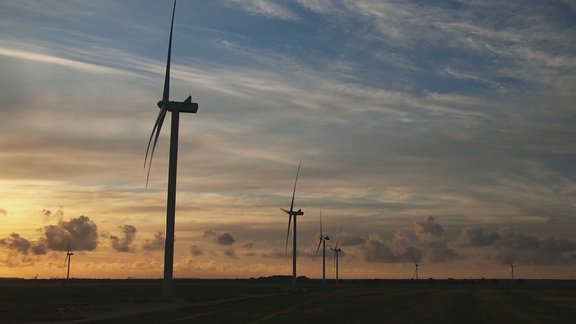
top-left (505, 258), bottom-right (517, 280)
top-left (280, 162), bottom-right (304, 289)
top-left (411, 256), bottom-right (422, 280)
top-left (315, 209), bottom-right (330, 285)
top-left (330, 234), bottom-right (342, 284)
top-left (64, 240), bottom-right (73, 285)
top-left (144, 0), bottom-right (199, 298)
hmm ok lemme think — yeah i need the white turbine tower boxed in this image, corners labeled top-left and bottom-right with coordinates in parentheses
top-left (144, 0), bottom-right (199, 298)
top-left (315, 209), bottom-right (330, 285)
top-left (280, 162), bottom-right (303, 289)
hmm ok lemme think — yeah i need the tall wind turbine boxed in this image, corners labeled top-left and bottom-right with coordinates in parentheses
top-left (64, 240), bottom-right (73, 285)
top-left (330, 235), bottom-right (342, 284)
top-left (315, 209), bottom-right (330, 285)
top-left (144, 0), bottom-right (199, 298)
top-left (411, 256), bottom-right (422, 280)
top-left (280, 162), bottom-right (304, 288)
top-left (505, 258), bottom-right (516, 281)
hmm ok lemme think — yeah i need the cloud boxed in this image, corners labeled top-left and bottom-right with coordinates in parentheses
top-left (142, 231), bottom-right (165, 251)
top-left (0, 233), bottom-right (31, 254)
top-left (40, 215), bottom-right (98, 251)
top-left (360, 216), bottom-right (458, 263)
top-left (459, 226), bottom-right (576, 253)
top-left (106, 225), bottom-right (137, 252)
top-left (0, 208), bottom-right (6, 217)
top-left (414, 215), bottom-right (444, 238)
top-left (190, 244), bottom-right (204, 256)
top-left (459, 226), bottom-right (501, 247)
top-left (223, 248), bottom-right (237, 258)
top-left (0, 47), bottom-right (128, 75)
top-left (0, 232), bottom-right (46, 256)
top-left (203, 230), bottom-right (236, 246)
top-left (260, 247), bottom-right (317, 259)
top-left (337, 231), bottom-right (365, 246)
top-left (222, 0), bottom-right (300, 21)
top-left (362, 233), bottom-right (402, 263)
top-left (41, 208), bottom-right (64, 220)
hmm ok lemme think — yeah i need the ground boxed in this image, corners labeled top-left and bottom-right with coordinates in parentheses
top-left (1, 278), bottom-right (575, 323)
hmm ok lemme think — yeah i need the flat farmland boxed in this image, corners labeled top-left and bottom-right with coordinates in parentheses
top-left (1, 279), bottom-right (575, 323)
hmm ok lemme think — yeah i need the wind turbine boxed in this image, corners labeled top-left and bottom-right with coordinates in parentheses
top-left (280, 162), bottom-right (304, 288)
top-left (411, 256), bottom-right (422, 280)
top-left (315, 209), bottom-right (330, 285)
top-left (505, 258), bottom-right (516, 281)
top-left (144, 0), bottom-right (199, 298)
top-left (330, 235), bottom-right (342, 284)
top-left (64, 240), bottom-right (73, 285)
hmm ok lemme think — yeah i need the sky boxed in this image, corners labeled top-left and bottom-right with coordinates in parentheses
top-left (1, 0), bottom-right (576, 280)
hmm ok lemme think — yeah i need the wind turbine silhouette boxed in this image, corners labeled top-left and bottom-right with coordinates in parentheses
top-left (330, 234), bottom-right (342, 284)
top-left (280, 162), bottom-right (303, 289)
top-left (315, 209), bottom-right (330, 285)
top-left (144, 0), bottom-right (199, 298)
top-left (64, 239), bottom-right (73, 286)
top-left (411, 256), bottom-right (422, 280)
top-left (505, 258), bottom-right (517, 281)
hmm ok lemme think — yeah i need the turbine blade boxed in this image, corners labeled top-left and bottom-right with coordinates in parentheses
top-left (144, 108), bottom-right (165, 168)
top-left (285, 214), bottom-right (292, 253)
top-left (315, 237), bottom-right (322, 255)
top-left (163, 0), bottom-right (177, 103)
top-left (280, 208), bottom-right (290, 214)
top-left (288, 161), bottom-right (301, 214)
top-left (319, 208), bottom-right (323, 237)
top-left (145, 108), bottom-right (168, 188)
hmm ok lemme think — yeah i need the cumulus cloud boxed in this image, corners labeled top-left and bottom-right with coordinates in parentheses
top-left (142, 231), bottom-right (165, 251)
top-left (337, 231), bottom-right (365, 246)
top-left (40, 215), bottom-right (98, 251)
top-left (105, 225), bottom-right (137, 252)
top-left (361, 216), bottom-right (458, 263)
top-left (0, 233), bottom-right (46, 256)
top-left (459, 226), bottom-right (575, 253)
top-left (190, 244), bottom-right (203, 256)
top-left (362, 233), bottom-right (401, 262)
top-left (203, 230), bottom-right (236, 246)
top-left (0, 233), bottom-right (31, 254)
top-left (459, 226), bottom-right (500, 246)
top-left (414, 215), bottom-right (444, 238)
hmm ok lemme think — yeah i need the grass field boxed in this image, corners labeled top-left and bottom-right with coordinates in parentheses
top-left (1, 279), bottom-right (575, 323)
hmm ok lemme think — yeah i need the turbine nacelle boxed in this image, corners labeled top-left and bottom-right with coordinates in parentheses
top-left (281, 208), bottom-right (304, 216)
top-left (157, 96), bottom-right (199, 113)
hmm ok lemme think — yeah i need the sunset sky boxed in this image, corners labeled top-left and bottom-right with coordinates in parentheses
top-left (1, 0), bottom-right (576, 280)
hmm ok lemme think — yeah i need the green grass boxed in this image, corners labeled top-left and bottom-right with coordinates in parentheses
top-left (1, 280), bottom-right (575, 323)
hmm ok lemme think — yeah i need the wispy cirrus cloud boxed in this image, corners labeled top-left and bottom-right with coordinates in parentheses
top-left (220, 0), bottom-right (300, 21)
